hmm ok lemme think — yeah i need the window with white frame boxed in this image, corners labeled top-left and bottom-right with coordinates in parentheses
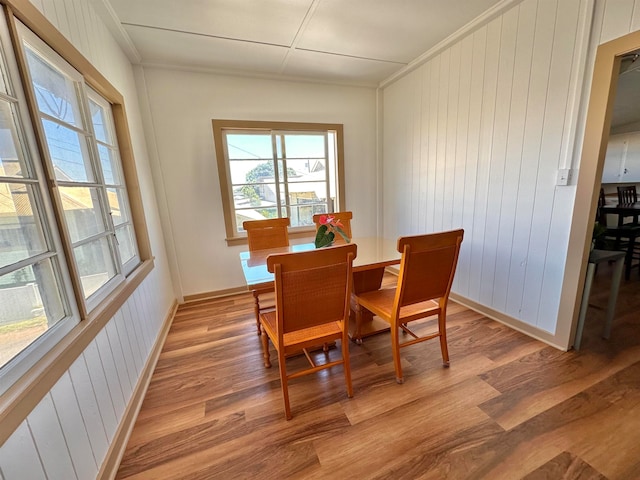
top-left (0, 18), bottom-right (78, 387)
top-left (19, 24), bottom-right (139, 310)
top-left (212, 120), bottom-right (345, 242)
top-left (0, 17), bottom-right (142, 393)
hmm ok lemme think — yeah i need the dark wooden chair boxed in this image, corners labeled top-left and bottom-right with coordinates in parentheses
top-left (616, 185), bottom-right (639, 225)
top-left (259, 243), bottom-right (357, 419)
top-left (617, 185), bottom-right (638, 204)
top-left (243, 218), bottom-right (290, 334)
top-left (312, 211), bottom-right (353, 244)
top-left (598, 188), bottom-right (640, 279)
top-left (353, 229), bottom-right (464, 384)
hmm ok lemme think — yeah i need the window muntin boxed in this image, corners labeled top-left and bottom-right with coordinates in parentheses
top-left (215, 123), bottom-right (343, 240)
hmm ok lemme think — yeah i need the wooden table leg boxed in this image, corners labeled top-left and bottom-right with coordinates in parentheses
top-left (252, 290), bottom-right (261, 335)
top-left (349, 267), bottom-right (391, 343)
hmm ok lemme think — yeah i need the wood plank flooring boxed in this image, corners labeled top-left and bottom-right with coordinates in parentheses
top-left (117, 269), bottom-right (640, 479)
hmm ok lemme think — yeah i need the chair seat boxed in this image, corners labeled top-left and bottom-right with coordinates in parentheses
top-left (357, 288), bottom-right (441, 323)
top-left (260, 311), bottom-right (343, 350)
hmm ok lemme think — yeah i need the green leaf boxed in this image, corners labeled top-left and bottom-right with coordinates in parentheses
top-left (315, 224), bottom-right (335, 248)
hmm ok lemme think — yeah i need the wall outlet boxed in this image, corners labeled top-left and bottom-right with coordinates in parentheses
top-left (557, 168), bottom-right (572, 186)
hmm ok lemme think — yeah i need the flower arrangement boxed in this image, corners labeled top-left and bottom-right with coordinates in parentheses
top-left (314, 214), bottom-right (350, 248)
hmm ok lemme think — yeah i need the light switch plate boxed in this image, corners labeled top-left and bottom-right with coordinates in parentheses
top-left (557, 168), bottom-right (572, 186)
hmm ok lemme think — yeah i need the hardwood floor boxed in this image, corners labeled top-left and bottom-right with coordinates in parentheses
top-left (117, 270), bottom-right (640, 479)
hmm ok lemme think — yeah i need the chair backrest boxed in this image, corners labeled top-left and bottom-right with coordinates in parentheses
top-left (312, 211), bottom-right (353, 243)
top-left (394, 229), bottom-right (464, 308)
top-left (617, 185), bottom-right (637, 204)
top-left (267, 244), bottom-right (357, 337)
top-left (243, 218), bottom-right (290, 251)
top-left (597, 187), bottom-right (608, 225)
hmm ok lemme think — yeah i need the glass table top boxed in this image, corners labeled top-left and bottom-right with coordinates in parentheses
top-left (240, 237), bottom-right (401, 288)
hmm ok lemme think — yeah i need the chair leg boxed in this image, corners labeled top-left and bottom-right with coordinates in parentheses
top-left (277, 352), bottom-right (292, 420)
top-left (253, 290), bottom-right (261, 335)
top-left (391, 323), bottom-right (403, 384)
top-left (438, 312), bottom-right (450, 367)
top-left (260, 324), bottom-right (271, 368)
top-left (342, 335), bottom-right (353, 398)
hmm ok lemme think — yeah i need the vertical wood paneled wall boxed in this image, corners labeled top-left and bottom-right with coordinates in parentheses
top-left (0, 0), bottom-right (174, 478)
top-left (381, 0), bottom-right (589, 334)
top-left (0, 275), bottom-right (164, 479)
top-left (599, 0), bottom-right (640, 44)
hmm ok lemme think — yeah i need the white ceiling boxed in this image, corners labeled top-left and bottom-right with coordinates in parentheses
top-left (102, 0), bottom-right (503, 86)
top-left (612, 50), bottom-right (640, 130)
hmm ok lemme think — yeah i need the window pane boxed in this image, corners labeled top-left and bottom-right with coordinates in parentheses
top-left (287, 181), bottom-right (327, 204)
top-left (0, 182), bottom-right (47, 267)
top-left (0, 258), bottom-right (65, 368)
top-left (24, 47), bottom-right (83, 127)
top-left (97, 144), bottom-right (121, 185)
top-left (89, 98), bottom-right (110, 144)
top-left (233, 183), bottom-right (276, 209)
top-left (229, 159), bottom-right (274, 185)
top-left (0, 56), bottom-right (8, 95)
top-left (59, 186), bottom-right (105, 242)
top-left (107, 187), bottom-right (127, 225)
top-left (281, 134), bottom-right (325, 158)
top-left (235, 207), bottom-right (279, 231)
top-left (226, 134), bottom-right (272, 159)
top-left (42, 119), bottom-right (94, 182)
top-left (115, 224), bottom-right (135, 264)
top-left (289, 204), bottom-right (317, 228)
top-left (286, 158), bottom-right (326, 181)
top-left (74, 236), bottom-right (116, 298)
top-left (0, 100), bottom-right (30, 179)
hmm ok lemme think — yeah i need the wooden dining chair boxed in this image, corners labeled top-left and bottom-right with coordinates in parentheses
top-left (353, 229), bottom-right (464, 384)
top-left (259, 243), bottom-right (357, 419)
top-left (312, 211), bottom-right (353, 244)
top-left (617, 185), bottom-right (638, 204)
top-left (598, 188), bottom-right (640, 279)
top-left (616, 185), bottom-right (639, 225)
top-left (243, 218), bottom-right (290, 334)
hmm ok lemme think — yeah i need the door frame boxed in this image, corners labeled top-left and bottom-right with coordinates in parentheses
top-left (558, 29), bottom-right (640, 348)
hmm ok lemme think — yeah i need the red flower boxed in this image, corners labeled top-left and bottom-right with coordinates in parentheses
top-left (315, 213), bottom-right (350, 248)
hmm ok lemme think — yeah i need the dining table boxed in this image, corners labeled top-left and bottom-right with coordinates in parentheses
top-left (601, 201), bottom-right (640, 225)
top-left (239, 237), bottom-right (401, 343)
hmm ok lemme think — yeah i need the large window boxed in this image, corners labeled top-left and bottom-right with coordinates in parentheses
top-left (213, 120), bottom-right (345, 243)
top-left (0, 15), bottom-right (145, 395)
top-left (19, 25), bottom-right (139, 311)
top-left (0, 16), bottom-right (78, 389)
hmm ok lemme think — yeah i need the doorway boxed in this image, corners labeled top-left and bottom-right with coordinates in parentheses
top-left (560, 29), bottom-right (640, 349)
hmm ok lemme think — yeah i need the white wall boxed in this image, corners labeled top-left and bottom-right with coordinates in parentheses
top-left (138, 68), bottom-right (377, 297)
top-left (0, 0), bottom-right (175, 478)
top-left (381, 0), bottom-right (590, 336)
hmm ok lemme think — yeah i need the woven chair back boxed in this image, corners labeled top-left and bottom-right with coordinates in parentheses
top-left (243, 218), bottom-right (290, 251)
